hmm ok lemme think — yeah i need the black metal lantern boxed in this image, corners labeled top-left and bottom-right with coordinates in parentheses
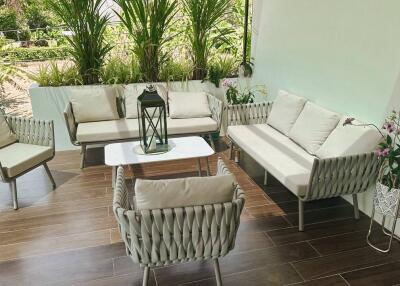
top-left (137, 85), bottom-right (168, 154)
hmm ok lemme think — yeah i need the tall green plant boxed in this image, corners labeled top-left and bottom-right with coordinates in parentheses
top-left (115, 0), bottom-right (178, 82)
top-left (47, 0), bottom-right (112, 85)
top-left (183, 0), bottom-right (232, 80)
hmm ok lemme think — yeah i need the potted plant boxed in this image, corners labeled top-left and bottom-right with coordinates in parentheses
top-left (344, 111), bottom-right (400, 253)
top-left (223, 79), bottom-right (267, 105)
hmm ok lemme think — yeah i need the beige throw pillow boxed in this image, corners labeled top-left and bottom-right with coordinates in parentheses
top-left (134, 174), bottom-right (235, 210)
top-left (0, 112), bottom-right (17, 148)
top-left (316, 117), bottom-right (381, 158)
top-left (267, 90), bottom-right (307, 135)
top-left (289, 102), bottom-right (341, 155)
top-left (71, 87), bottom-right (120, 123)
top-left (169, 92), bottom-right (211, 119)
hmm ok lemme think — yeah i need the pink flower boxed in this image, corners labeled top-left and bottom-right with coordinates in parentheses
top-left (382, 148), bottom-right (390, 157)
top-left (222, 79), bottom-right (232, 87)
top-left (383, 122), bottom-right (395, 133)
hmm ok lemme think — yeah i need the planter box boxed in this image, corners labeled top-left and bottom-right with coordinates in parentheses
top-left (29, 80), bottom-right (233, 151)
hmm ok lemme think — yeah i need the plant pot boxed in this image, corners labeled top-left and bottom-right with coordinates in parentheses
top-left (367, 181), bottom-right (400, 253)
top-left (374, 181), bottom-right (400, 218)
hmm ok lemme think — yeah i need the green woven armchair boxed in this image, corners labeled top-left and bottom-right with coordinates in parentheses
top-left (0, 114), bottom-right (56, 209)
top-left (112, 158), bottom-right (245, 286)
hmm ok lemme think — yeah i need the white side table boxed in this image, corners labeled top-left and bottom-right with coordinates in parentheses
top-left (105, 136), bottom-right (215, 187)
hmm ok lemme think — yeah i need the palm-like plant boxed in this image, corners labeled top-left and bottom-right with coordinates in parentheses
top-left (115, 0), bottom-right (178, 83)
top-left (47, 0), bottom-right (112, 85)
top-left (183, 0), bottom-right (232, 80)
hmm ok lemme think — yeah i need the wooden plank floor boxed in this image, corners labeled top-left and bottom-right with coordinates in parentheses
top-left (0, 139), bottom-right (399, 285)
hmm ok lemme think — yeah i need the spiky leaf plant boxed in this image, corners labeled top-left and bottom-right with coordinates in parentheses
top-left (47, 0), bottom-right (112, 85)
top-left (182, 0), bottom-right (233, 80)
top-left (115, 0), bottom-right (178, 82)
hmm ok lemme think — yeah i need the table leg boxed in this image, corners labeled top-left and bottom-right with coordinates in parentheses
top-left (206, 157), bottom-right (211, 176)
top-left (197, 159), bottom-right (202, 177)
top-left (112, 166), bottom-right (117, 188)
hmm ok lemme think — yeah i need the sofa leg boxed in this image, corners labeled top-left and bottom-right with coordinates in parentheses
top-left (213, 259), bottom-right (223, 286)
top-left (81, 144), bottom-right (86, 169)
top-left (352, 194), bottom-right (360, 220)
top-left (235, 149), bottom-right (240, 163)
top-left (229, 141), bottom-right (234, 160)
top-left (43, 163), bottom-right (56, 190)
top-left (10, 180), bottom-right (18, 210)
top-left (208, 134), bottom-right (216, 151)
top-left (298, 199), bottom-right (304, 231)
top-left (263, 170), bottom-right (268, 186)
top-left (142, 266), bottom-right (150, 286)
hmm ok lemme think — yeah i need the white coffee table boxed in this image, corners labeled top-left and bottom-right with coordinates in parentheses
top-left (105, 136), bottom-right (215, 187)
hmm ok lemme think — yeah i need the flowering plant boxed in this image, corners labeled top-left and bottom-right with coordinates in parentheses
top-left (223, 79), bottom-right (267, 105)
top-left (344, 110), bottom-right (400, 189)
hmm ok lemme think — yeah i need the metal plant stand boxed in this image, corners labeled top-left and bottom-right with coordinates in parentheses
top-left (367, 182), bottom-right (400, 253)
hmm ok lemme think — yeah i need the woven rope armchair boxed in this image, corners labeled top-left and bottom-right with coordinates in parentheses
top-left (0, 115), bottom-right (56, 209)
top-left (226, 102), bottom-right (379, 231)
top-left (112, 159), bottom-right (245, 286)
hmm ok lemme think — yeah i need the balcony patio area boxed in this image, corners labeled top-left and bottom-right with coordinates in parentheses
top-left (0, 140), bottom-right (398, 286)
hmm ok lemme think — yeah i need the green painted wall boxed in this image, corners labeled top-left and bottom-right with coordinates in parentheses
top-left (252, 0), bottom-right (400, 125)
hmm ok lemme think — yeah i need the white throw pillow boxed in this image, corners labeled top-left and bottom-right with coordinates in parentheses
top-left (125, 84), bottom-right (168, 119)
top-left (0, 112), bottom-right (17, 148)
top-left (135, 174), bottom-right (235, 210)
top-left (316, 117), bottom-right (382, 158)
top-left (267, 90), bottom-right (307, 135)
top-left (169, 92), bottom-right (211, 119)
top-left (289, 102), bottom-right (341, 155)
top-left (71, 87), bottom-right (120, 123)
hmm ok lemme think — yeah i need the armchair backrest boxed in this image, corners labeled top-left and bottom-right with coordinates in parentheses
top-left (113, 158), bottom-right (245, 267)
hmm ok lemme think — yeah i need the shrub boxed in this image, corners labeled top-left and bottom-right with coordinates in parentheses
top-left (183, 0), bottom-right (233, 80)
top-left (0, 7), bottom-right (30, 41)
top-left (115, 0), bottom-right (178, 82)
top-left (160, 59), bottom-right (193, 82)
top-left (28, 62), bottom-right (82, 87)
top-left (207, 55), bottom-right (238, 87)
top-left (100, 57), bottom-right (142, 85)
top-left (47, 0), bottom-right (112, 85)
top-left (0, 47), bottom-right (69, 62)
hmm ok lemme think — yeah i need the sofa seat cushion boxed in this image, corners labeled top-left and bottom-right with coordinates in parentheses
top-left (0, 143), bottom-right (53, 178)
top-left (267, 90), bottom-right (307, 136)
top-left (77, 119), bottom-right (139, 143)
top-left (289, 102), bottom-right (341, 155)
top-left (316, 117), bottom-right (381, 158)
top-left (135, 174), bottom-right (235, 210)
top-left (167, 117), bottom-right (218, 135)
top-left (228, 124), bottom-right (316, 196)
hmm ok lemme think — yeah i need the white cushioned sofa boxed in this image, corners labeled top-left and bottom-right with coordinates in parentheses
top-left (64, 84), bottom-right (223, 168)
top-left (227, 90), bottom-right (381, 231)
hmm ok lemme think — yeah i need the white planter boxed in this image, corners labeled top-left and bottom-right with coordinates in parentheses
top-left (29, 79), bottom-right (235, 151)
top-left (374, 182), bottom-right (400, 218)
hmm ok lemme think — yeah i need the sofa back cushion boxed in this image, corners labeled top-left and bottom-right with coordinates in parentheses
top-left (124, 84), bottom-right (168, 119)
top-left (267, 90), bottom-right (307, 135)
top-left (316, 117), bottom-right (381, 158)
top-left (289, 102), bottom-right (341, 155)
top-left (135, 174), bottom-right (235, 210)
top-left (169, 92), bottom-right (211, 119)
top-left (71, 87), bottom-right (120, 123)
top-left (0, 112), bottom-right (17, 148)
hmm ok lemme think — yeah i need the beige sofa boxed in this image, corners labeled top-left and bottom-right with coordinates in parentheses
top-left (227, 90), bottom-right (381, 231)
top-left (64, 85), bottom-right (223, 168)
